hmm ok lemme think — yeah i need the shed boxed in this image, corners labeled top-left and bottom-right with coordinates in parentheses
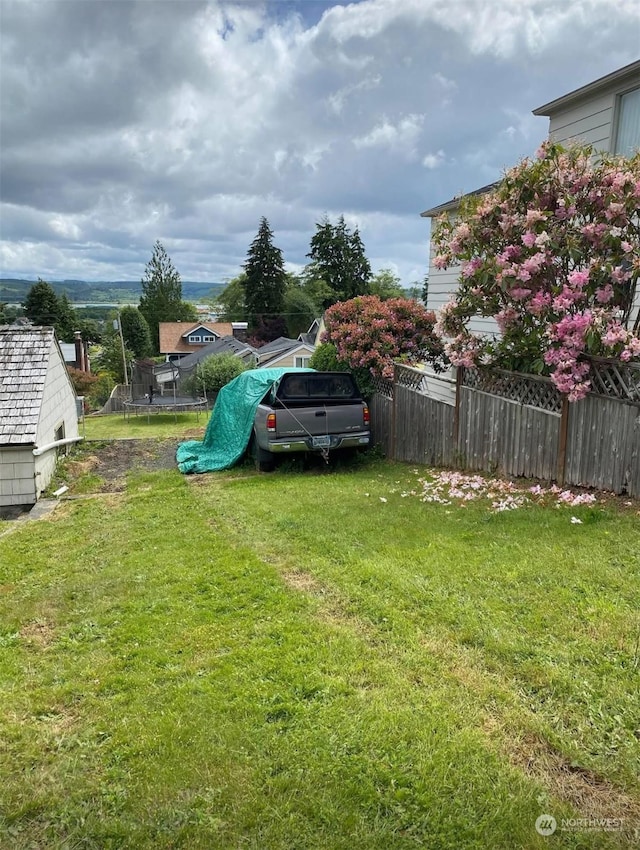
top-left (0, 326), bottom-right (81, 510)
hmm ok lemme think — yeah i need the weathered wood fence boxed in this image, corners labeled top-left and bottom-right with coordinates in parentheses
top-left (370, 358), bottom-right (640, 498)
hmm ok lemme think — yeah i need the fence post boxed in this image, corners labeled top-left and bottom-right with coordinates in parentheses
top-left (453, 367), bottom-right (463, 466)
top-left (557, 396), bottom-right (569, 485)
top-left (390, 364), bottom-right (398, 460)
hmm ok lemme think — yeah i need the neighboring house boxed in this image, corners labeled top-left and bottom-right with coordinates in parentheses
top-left (254, 337), bottom-right (316, 369)
top-left (154, 335), bottom-right (258, 390)
top-left (0, 326), bottom-right (80, 510)
top-left (159, 320), bottom-right (248, 361)
top-left (298, 317), bottom-right (324, 346)
top-left (422, 60), bottom-right (640, 335)
top-left (59, 331), bottom-right (90, 372)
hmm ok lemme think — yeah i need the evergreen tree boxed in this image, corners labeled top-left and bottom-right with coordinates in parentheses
top-left (23, 279), bottom-right (78, 341)
top-left (56, 293), bottom-right (77, 342)
top-left (23, 279), bottom-right (60, 327)
top-left (242, 217), bottom-right (286, 339)
top-left (307, 215), bottom-right (371, 306)
top-left (139, 241), bottom-right (188, 352)
top-left (119, 306), bottom-right (152, 359)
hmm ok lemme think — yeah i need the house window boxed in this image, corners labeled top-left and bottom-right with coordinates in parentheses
top-left (295, 356), bottom-right (311, 368)
top-left (614, 87), bottom-right (640, 156)
top-left (188, 335), bottom-right (202, 344)
top-left (202, 335), bottom-right (215, 342)
top-left (55, 423), bottom-right (65, 442)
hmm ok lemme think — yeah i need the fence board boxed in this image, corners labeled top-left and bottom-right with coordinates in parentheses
top-left (394, 385), bottom-right (455, 466)
top-left (566, 396), bottom-right (640, 496)
top-left (370, 393), bottom-right (392, 456)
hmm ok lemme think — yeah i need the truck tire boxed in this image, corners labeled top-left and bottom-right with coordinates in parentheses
top-left (249, 434), bottom-right (275, 472)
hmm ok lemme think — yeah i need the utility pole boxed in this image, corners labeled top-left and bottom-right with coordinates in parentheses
top-left (114, 314), bottom-right (129, 386)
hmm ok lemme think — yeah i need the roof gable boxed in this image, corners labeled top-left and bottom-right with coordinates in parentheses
top-left (0, 326), bottom-right (56, 445)
top-left (159, 321), bottom-right (234, 353)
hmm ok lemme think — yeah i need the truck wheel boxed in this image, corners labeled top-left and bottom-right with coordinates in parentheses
top-left (249, 435), bottom-right (275, 472)
top-left (256, 454), bottom-right (275, 472)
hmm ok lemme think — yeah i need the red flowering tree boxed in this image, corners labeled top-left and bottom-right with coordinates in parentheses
top-left (432, 141), bottom-right (640, 401)
top-left (322, 295), bottom-right (445, 380)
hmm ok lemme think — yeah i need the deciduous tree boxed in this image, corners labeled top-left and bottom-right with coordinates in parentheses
top-left (119, 306), bottom-right (152, 359)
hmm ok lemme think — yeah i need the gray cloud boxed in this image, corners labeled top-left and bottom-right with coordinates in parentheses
top-left (1, 0), bottom-right (639, 285)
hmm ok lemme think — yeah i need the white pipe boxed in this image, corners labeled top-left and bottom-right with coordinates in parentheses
top-left (33, 436), bottom-right (84, 456)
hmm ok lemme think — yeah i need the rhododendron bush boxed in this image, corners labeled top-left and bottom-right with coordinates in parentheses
top-left (432, 141), bottom-right (640, 400)
top-left (322, 295), bottom-right (446, 380)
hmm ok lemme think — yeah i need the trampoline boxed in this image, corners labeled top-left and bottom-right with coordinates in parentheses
top-left (123, 391), bottom-right (208, 423)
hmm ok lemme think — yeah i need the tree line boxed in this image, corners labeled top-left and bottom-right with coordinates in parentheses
top-left (220, 214), bottom-right (426, 345)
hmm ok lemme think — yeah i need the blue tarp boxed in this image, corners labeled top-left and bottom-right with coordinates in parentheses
top-left (176, 367), bottom-right (314, 474)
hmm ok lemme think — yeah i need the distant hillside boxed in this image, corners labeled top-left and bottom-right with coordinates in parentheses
top-left (0, 279), bottom-right (226, 304)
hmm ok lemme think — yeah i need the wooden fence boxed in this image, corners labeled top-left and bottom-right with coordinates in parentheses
top-left (371, 359), bottom-right (640, 498)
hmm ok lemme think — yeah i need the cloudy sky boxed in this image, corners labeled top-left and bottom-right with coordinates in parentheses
top-left (1, 0), bottom-right (639, 287)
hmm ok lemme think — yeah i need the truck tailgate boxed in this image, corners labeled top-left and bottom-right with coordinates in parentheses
top-left (275, 402), bottom-right (365, 439)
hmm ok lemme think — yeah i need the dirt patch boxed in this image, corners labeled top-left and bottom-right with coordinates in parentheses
top-left (484, 720), bottom-right (640, 835)
top-left (81, 439), bottom-right (180, 491)
top-left (281, 570), bottom-right (325, 594)
top-left (20, 619), bottom-right (56, 649)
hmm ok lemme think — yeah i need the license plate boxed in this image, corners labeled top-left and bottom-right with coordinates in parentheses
top-left (312, 435), bottom-right (331, 448)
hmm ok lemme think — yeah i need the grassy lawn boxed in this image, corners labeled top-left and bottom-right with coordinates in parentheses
top-left (0, 447), bottom-right (638, 848)
top-left (81, 412), bottom-right (208, 441)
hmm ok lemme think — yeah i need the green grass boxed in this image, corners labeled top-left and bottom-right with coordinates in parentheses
top-left (82, 412), bottom-right (208, 441)
top-left (0, 454), bottom-right (638, 849)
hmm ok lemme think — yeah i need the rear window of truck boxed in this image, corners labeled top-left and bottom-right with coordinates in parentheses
top-left (278, 374), bottom-right (358, 400)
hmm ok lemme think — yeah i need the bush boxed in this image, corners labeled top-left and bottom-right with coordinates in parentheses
top-left (87, 373), bottom-right (116, 410)
top-left (184, 354), bottom-right (249, 397)
top-left (309, 343), bottom-right (374, 399)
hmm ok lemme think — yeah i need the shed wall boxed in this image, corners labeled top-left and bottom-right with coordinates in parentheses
top-left (0, 447), bottom-right (36, 506)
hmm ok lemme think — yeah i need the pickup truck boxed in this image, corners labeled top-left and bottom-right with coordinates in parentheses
top-left (251, 371), bottom-right (370, 470)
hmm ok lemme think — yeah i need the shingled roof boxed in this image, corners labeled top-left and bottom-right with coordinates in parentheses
top-left (0, 326), bottom-right (56, 445)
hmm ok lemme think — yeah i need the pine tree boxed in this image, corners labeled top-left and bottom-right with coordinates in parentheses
top-left (23, 279), bottom-right (77, 341)
top-left (23, 279), bottom-right (60, 327)
top-left (139, 241), bottom-right (186, 353)
top-left (307, 215), bottom-right (371, 305)
top-left (242, 218), bottom-right (286, 339)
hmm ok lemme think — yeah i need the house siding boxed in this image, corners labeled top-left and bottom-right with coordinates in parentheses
top-left (0, 448), bottom-right (36, 506)
top-left (36, 342), bottom-right (79, 450)
top-left (426, 240), bottom-right (499, 338)
top-left (546, 90), bottom-right (615, 151)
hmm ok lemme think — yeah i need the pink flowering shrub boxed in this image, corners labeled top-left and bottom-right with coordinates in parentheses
top-left (432, 141), bottom-right (640, 400)
top-left (322, 295), bottom-right (446, 380)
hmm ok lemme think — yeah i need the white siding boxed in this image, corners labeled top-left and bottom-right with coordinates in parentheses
top-left (35, 342), bottom-right (79, 450)
top-left (0, 448), bottom-right (36, 506)
top-left (420, 367), bottom-right (457, 406)
top-left (547, 90), bottom-right (615, 151)
top-left (427, 241), bottom-right (500, 338)
top-left (32, 342), bottom-right (79, 498)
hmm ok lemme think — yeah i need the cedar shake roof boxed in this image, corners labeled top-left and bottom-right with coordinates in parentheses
top-left (0, 326), bottom-right (55, 445)
top-left (158, 321), bottom-right (234, 354)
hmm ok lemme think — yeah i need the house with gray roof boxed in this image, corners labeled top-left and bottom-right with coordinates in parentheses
top-left (0, 326), bottom-right (80, 510)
